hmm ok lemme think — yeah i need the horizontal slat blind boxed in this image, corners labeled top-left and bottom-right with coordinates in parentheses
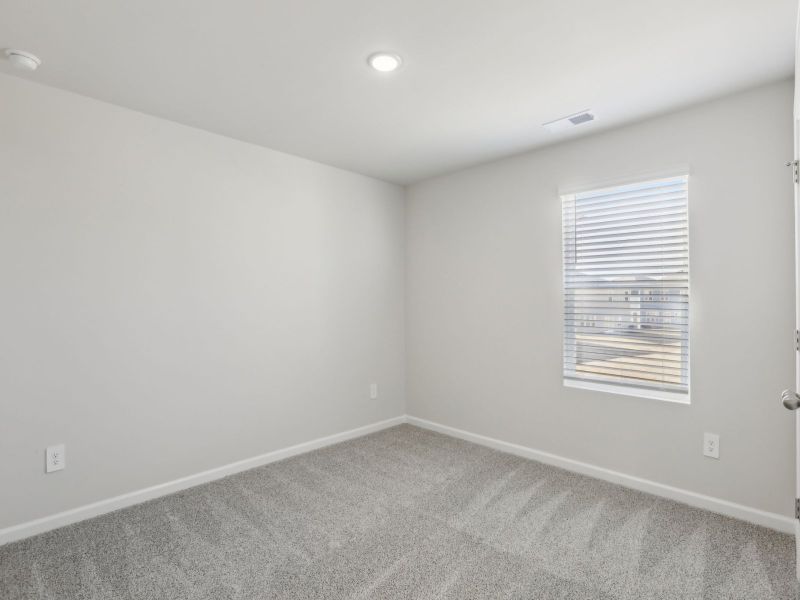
top-left (562, 176), bottom-right (689, 395)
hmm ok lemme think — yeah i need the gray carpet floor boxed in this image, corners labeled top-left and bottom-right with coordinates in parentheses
top-left (1, 424), bottom-right (796, 599)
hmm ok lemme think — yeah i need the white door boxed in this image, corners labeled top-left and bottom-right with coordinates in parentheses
top-left (793, 7), bottom-right (800, 574)
top-left (786, 110), bottom-right (800, 576)
top-left (786, 10), bottom-right (800, 568)
top-left (793, 116), bottom-right (800, 575)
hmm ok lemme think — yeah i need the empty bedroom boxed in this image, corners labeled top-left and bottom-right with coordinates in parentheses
top-left (2, 1), bottom-right (800, 598)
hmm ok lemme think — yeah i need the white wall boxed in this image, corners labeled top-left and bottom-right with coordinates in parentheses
top-left (1, 73), bottom-right (794, 534)
top-left (406, 79), bottom-right (796, 517)
top-left (0, 74), bottom-right (405, 529)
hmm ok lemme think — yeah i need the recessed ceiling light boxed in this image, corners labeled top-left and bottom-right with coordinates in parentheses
top-left (4, 49), bottom-right (41, 71)
top-left (367, 52), bottom-right (402, 73)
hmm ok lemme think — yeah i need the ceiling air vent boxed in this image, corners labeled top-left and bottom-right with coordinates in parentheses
top-left (543, 110), bottom-right (596, 133)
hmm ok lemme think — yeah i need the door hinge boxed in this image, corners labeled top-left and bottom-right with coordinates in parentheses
top-left (795, 330), bottom-right (799, 352)
top-left (795, 498), bottom-right (800, 520)
top-left (787, 160), bottom-right (800, 184)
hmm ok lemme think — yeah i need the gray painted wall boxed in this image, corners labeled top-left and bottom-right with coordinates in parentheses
top-left (1, 73), bottom-right (794, 532)
top-left (406, 79), bottom-right (796, 517)
top-left (0, 74), bottom-right (406, 529)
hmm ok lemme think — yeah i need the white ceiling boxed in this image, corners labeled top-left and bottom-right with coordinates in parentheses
top-left (1, 0), bottom-right (795, 184)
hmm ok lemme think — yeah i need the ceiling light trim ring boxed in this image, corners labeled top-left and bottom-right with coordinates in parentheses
top-left (367, 52), bottom-right (403, 73)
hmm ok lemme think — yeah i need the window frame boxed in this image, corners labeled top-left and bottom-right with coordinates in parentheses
top-left (560, 172), bottom-right (691, 404)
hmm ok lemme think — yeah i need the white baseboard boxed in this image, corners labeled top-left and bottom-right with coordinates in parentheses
top-left (407, 415), bottom-right (795, 534)
top-left (3, 413), bottom-right (793, 546)
top-left (0, 415), bottom-right (406, 546)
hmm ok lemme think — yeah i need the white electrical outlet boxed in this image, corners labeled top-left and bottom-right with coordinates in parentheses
top-left (703, 433), bottom-right (719, 459)
top-left (369, 383), bottom-right (378, 400)
top-left (46, 444), bottom-right (65, 473)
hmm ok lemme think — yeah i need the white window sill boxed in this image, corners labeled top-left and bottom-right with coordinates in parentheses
top-left (563, 378), bottom-right (690, 405)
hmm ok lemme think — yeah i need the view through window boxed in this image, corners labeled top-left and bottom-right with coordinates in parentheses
top-left (562, 175), bottom-right (689, 401)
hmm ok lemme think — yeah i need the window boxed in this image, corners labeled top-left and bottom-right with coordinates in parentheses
top-left (561, 175), bottom-right (689, 403)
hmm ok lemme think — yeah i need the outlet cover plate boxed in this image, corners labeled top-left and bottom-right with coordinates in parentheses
top-left (703, 433), bottom-right (719, 459)
top-left (46, 444), bottom-right (65, 473)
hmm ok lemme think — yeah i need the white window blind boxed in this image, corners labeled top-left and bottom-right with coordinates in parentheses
top-left (562, 175), bottom-right (689, 400)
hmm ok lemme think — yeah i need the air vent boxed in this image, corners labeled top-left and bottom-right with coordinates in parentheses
top-left (543, 110), bottom-right (596, 133)
top-left (568, 112), bottom-right (594, 125)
